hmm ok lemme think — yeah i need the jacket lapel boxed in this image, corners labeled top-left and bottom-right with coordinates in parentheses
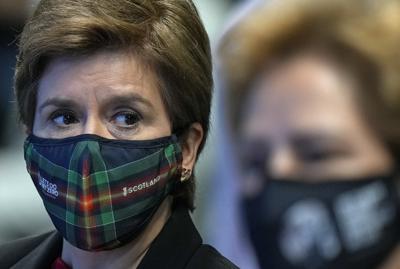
top-left (7, 206), bottom-right (201, 269)
top-left (138, 206), bottom-right (202, 269)
top-left (11, 231), bottom-right (62, 269)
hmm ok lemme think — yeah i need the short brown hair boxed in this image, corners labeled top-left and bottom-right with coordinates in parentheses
top-left (218, 0), bottom-right (400, 159)
top-left (15, 0), bottom-right (213, 210)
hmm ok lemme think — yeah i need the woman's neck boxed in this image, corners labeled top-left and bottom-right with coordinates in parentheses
top-left (61, 197), bottom-right (173, 269)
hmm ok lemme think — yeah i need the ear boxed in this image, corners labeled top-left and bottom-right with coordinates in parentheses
top-left (180, 123), bottom-right (204, 172)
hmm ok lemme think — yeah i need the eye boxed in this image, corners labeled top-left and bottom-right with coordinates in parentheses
top-left (297, 147), bottom-right (345, 163)
top-left (111, 111), bottom-right (141, 128)
top-left (242, 155), bottom-right (264, 171)
top-left (241, 144), bottom-right (269, 174)
top-left (50, 110), bottom-right (79, 127)
top-left (292, 136), bottom-right (349, 164)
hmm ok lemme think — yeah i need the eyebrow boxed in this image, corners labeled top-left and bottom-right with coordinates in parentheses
top-left (101, 93), bottom-right (155, 110)
top-left (38, 93), bottom-right (155, 113)
top-left (38, 98), bottom-right (81, 113)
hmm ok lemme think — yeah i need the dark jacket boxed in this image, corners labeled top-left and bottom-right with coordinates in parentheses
top-left (0, 206), bottom-right (238, 269)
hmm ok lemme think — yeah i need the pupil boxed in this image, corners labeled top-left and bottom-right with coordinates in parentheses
top-left (125, 114), bottom-right (137, 125)
top-left (64, 114), bottom-right (75, 124)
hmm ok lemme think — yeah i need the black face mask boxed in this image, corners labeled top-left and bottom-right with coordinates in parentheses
top-left (242, 173), bottom-right (400, 269)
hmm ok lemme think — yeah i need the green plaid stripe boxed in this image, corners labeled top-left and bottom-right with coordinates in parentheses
top-left (27, 140), bottom-right (181, 227)
top-left (26, 136), bottom-right (182, 249)
top-left (46, 178), bottom-right (174, 229)
top-left (25, 143), bottom-right (178, 186)
top-left (43, 166), bottom-right (178, 227)
top-left (87, 141), bottom-right (117, 244)
top-left (25, 143), bottom-right (78, 181)
top-left (66, 140), bottom-right (87, 245)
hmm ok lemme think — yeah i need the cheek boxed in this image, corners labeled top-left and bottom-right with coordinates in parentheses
top-left (132, 116), bottom-right (171, 140)
top-left (32, 109), bottom-right (44, 137)
top-left (148, 123), bottom-right (172, 138)
top-left (155, 112), bottom-right (172, 135)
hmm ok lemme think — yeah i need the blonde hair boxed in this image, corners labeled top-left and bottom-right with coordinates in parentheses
top-left (218, 0), bottom-right (400, 157)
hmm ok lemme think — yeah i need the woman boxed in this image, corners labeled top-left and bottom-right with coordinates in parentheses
top-left (0, 0), bottom-right (237, 268)
top-left (217, 0), bottom-right (400, 268)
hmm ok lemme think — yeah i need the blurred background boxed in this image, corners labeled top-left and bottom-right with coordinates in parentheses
top-left (0, 0), bottom-right (256, 268)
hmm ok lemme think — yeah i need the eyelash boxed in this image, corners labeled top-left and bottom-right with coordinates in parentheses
top-left (46, 108), bottom-right (143, 138)
top-left (49, 109), bottom-right (79, 127)
top-left (297, 147), bottom-right (346, 163)
top-left (111, 110), bottom-right (142, 128)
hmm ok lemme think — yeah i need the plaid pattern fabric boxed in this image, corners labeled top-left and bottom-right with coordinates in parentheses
top-left (24, 134), bottom-right (182, 251)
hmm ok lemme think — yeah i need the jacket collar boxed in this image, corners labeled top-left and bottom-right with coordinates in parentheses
top-left (10, 206), bottom-right (201, 269)
top-left (138, 205), bottom-right (202, 269)
top-left (12, 231), bottom-right (62, 269)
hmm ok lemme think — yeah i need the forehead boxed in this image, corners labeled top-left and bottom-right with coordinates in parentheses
top-left (240, 53), bottom-right (363, 139)
top-left (37, 50), bottom-right (159, 101)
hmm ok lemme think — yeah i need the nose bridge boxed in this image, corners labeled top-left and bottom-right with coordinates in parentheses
top-left (83, 115), bottom-right (107, 137)
top-left (74, 91), bottom-right (107, 137)
top-left (81, 105), bottom-right (109, 137)
top-left (267, 144), bottom-right (298, 179)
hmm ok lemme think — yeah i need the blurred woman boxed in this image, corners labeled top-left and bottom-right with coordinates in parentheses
top-left (0, 0), bottom-right (238, 268)
top-left (217, 0), bottom-right (400, 268)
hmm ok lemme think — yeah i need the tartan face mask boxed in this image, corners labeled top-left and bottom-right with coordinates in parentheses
top-left (24, 133), bottom-right (182, 251)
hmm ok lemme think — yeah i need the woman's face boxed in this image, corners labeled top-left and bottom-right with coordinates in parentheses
top-left (33, 50), bottom-right (171, 140)
top-left (239, 53), bottom-right (394, 196)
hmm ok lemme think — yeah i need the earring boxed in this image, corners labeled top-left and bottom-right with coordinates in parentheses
top-left (180, 168), bottom-right (192, 182)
